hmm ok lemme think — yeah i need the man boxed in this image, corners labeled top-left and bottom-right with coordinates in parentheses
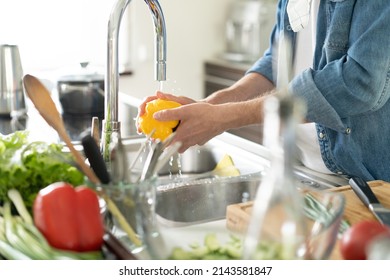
top-left (137, 0), bottom-right (390, 182)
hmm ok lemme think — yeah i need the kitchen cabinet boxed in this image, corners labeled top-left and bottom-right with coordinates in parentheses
top-left (204, 59), bottom-right (263, 144)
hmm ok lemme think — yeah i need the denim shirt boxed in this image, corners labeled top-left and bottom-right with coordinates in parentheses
top-left (247, 0), bottom-right (390, 181)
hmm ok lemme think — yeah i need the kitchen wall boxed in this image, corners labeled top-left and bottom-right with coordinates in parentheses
top-left (0, 0), bottom-right (117, 73)
top-left (0, 0), bottom-right (237, 101)
top-left (119, 0), bottom-right (237, 101)
top-left (1, 0), bottom-right (276, 102)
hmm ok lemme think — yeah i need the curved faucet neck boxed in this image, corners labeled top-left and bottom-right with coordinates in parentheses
top-left (102, 0), bottom-right (167, 161)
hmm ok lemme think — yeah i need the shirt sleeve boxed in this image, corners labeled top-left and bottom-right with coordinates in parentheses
top-left (290, 1), bottom-right (390, 132)
top-left (249, 1), bottom-right (390, 133)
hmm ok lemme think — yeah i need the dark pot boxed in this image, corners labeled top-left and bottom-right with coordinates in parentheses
top-left (57, 66), bottom-right (105, 116)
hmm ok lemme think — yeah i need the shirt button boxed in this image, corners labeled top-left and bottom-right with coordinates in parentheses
top-left (345, 128), bottom-right (351, 134)
top-left (319, 132), bottom-right (325, 139)
top-left (286, 24), bottom-right (292, 31)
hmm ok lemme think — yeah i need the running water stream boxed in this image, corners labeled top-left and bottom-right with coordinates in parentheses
top-left (136, 80), bottom-right (184, 180)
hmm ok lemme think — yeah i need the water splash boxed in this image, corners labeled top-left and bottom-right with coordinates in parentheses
top-left (158, 79), bottom-right (181, 95)
top-left (159, 80), bottom-right (164, 92)
top-left (176, 153), bottom-right (182, 177)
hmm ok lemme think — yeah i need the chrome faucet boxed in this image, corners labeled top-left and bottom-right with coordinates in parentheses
top-left (102, 0), bottom-right (167, 161)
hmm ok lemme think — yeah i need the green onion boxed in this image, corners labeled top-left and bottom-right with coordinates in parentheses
top-left (303, 192), bottom-right (350, 236)
top-left (0, 189), bottom-right (103, 260)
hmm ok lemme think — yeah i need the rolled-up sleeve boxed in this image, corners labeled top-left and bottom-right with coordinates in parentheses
top-left (291, 1), bottom-right (390, 132)
top-left (250, 1), bottom-right (390, 133)
top-left (290, 69), bottom-right (346, 131)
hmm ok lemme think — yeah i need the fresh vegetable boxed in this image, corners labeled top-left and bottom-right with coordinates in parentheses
top-left (0, 189), bottom-right (103, 260)
top-left (138, 98), bottom-right (181, 141)
top-left (33, 182), bottom-right (104, 252)
top-left (170, 192), bottom-right (349, 260)
top-left (0, 131), bottom-right (84, 211)
top-left (213, 154), bottom-right (240, 177)
top-left (303, 192), bottom-right (350, 236)
top-left (169, 233), bottom-right (242, 260)
top-left (339, 220), bottom-right (390, 260)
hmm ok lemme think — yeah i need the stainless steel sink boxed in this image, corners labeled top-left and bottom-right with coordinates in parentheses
top-left (118, 133), bottom-right (266, 226)
top-left (118, 132), bottom-right (348, 227)
top-left (156, 175), bottom-right (261, 225)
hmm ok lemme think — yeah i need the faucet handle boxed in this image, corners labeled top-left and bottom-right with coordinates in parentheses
top-left (91, 116), bottom-right (100, 146)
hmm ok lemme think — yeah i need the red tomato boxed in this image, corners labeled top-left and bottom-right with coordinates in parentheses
top-left (340, 220), bottom-right (390, 260)
top-left (33, 182), bottom-right (104, 252)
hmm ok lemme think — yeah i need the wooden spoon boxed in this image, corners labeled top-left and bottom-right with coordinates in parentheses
top-left (23, 74), bottom-right (100, 184)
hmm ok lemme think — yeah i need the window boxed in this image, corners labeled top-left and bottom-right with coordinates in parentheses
top-left (0, 0), bottom-right (124, 73)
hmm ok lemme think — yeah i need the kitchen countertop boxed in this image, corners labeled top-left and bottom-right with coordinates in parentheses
top-left (0, 110), bottom-right (100, 143)
top-left (0, 91), bottom-right (139, 143)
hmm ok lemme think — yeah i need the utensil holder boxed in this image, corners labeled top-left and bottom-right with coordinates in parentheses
top-left (99, 177), bottom-right (164, 259)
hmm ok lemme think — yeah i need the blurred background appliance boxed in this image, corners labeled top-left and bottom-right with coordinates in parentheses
top-left (0, 44), bottom-right (26, 117)
top-left (223, 0), bottom-right (276, 62)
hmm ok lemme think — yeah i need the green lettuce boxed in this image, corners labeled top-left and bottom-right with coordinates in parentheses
top-left (0, 131), bottom-right (84, 211)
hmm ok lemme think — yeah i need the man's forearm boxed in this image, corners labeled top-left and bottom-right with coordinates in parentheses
top-left (203, 72), bottom-right (275, 105)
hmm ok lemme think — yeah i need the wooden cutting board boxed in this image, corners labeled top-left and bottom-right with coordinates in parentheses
top-left (225, 180), bottom-right (390, 260)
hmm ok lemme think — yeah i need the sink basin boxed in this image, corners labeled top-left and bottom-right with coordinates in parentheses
top-left (156, 175), bottom-right (261, 225)
top-left (120, 133), bottom-right (267, 225)
top-left (118, 132), bottom-right (348, 227)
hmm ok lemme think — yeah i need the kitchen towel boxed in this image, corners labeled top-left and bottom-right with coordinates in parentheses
top-left (287, 0), bottom-right (312, 32)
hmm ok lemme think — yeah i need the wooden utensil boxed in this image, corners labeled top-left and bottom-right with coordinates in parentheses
top-left (22, 74), bottom-right (100, 184)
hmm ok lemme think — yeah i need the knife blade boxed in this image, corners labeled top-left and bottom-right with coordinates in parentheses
top-left (349, 176), bottom-right (390, 226)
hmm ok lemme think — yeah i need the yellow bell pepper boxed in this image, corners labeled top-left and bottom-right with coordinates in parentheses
top-left (138, 98), bottom-right (181, 141)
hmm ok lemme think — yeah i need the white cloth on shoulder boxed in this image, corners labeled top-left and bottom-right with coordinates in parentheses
top-left (287, 0), bottom-right (312, 32)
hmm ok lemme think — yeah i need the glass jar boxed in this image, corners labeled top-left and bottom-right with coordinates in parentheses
top-left (97, 176), bottom-right (165, 259)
